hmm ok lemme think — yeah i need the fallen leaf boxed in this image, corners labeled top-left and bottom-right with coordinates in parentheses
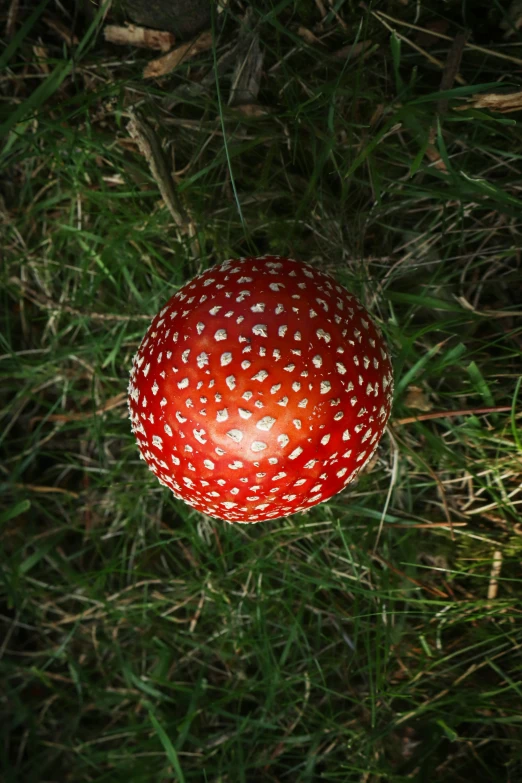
top-left (405, 385), bottom-right (433, 412)
top-left (232, 103), bottom-right (269, 117)
top-left (144, 30), bottom-right (213, 79)
top-left (296, 26), bottom-right (325, 46)
top-left (104, 23), bottom-right (175, 52)
top-left (333, 40), bottom-right (374, 60)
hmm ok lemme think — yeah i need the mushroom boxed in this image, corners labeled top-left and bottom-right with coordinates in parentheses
top-left (128, 256), bottom-right (393, 523)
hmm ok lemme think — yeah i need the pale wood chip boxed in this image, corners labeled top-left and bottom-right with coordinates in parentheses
top-left (487, 550), bottom-right (503, 600)
top-left (104, 23), bottom-right (175, 52)
top-left (459, 91), bottom-right (522, 114)
top-left (143, 30), bottom-right (213, 79)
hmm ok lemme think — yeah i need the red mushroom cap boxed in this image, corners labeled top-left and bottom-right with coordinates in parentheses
top-left (128, 256), bottom-right (393, 523)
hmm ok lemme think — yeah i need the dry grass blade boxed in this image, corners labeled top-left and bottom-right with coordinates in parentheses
top-left (43, 16), bottom-right (79, 46)
top-left (373, 8), bottom-right (522, 67)
top-left (127, 109), bottom-right (191, 233)
top-left (6, 0), bottom-right (20, 38)
top-left (371, 10), bottom-right (467, 86)
top-left (372, 554), bottom-right (449, 598)
top-left (9, 280), bottom-right (152, 321)
top-left (12, 483), bottom-right (80, 498)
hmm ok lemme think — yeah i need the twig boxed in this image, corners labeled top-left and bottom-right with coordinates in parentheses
top-left (6, 0), bottom-right (20, 38)
top-left (372, 9), bottom-right (522, 68)
top-left (29, 393), bottom-right (127, 425)
top-left (10, 280), bottom-right (152, 321)
top-left (104, 23), bottom-right (175, 52)
top-left (11, 483), bottom-right (80, 498)
top-left (386, 522), bottom-right (468, 528)
top-left (394, 405), bottom-right (514, 425)
top-left (487, 550), bottom-right (503, 601)
top-left (143, 29), bottom-right (213, 79)
top-left (372, 554), bottom-right (449, 598)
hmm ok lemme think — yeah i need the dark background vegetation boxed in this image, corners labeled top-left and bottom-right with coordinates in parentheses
top-left (1, 1), bottom-right (522, 781)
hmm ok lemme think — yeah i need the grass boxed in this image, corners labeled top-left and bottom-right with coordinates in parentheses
top-left (1, 1), bottom-right (522, 781)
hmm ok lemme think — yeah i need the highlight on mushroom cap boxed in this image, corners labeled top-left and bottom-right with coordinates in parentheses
top-left (128, 255), bottom-right (394, 522)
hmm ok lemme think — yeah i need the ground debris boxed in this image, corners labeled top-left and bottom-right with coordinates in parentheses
top-left (143, 29), bottom-right (213, 79)
top-left (104, 23), bottom-right (176, 52)
top-left (457, 90), bottom-right (522, 113)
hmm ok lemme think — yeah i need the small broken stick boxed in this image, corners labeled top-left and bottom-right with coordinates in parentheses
top-left (104, 24), bottom-right (175, 52)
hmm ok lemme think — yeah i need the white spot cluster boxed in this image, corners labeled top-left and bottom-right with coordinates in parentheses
top-left (128, 254), bottom-right (393, 524)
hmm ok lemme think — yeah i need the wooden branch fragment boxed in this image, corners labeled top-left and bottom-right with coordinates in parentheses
top-left (487, 550), bottom-right (503, 600)
top-left (143, 30), bottom-right (213, 79)
top-left (104, 23), bottom-right (175, 52)
top-left (456, 91), bottom-right (522, 114)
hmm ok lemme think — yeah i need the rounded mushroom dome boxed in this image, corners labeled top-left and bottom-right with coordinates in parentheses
top-left (128, 256), bottom-right (394, 522)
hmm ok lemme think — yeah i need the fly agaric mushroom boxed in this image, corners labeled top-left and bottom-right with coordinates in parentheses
top-left (128, 256), bottom-right (393, 523)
